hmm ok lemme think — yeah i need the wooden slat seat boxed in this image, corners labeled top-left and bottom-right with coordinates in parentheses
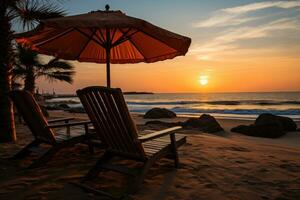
top-left (9, 90), bottom-right (95, 168)
top-left (143, 134), bottom-right (186, 156)
top-left (76, 86), bottom-right (187, 195)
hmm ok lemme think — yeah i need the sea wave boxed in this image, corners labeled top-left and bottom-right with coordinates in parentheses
top-left (127, 100), bottom-right (300, 106)
top-left (130, 107), bottom-right (300, 116)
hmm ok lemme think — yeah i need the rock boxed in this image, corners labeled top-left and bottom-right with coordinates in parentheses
top-left (145, 120), bottom-right (183, 127)
top-left (183, 114), bottom-right (223, 133)
top-left (276, 116), bottom-right (297, 131)
top-left (144, 108), bottom-right (176, 119)
top-left (231, 113), bottom-right (293, 138)
top-left (68, 107), bottom-right (86, 113)
top-left (246, 124), bottom-right (285, 138)
top-left (255, 113), bottom-right (297, 132)
top-left (58, 103), bottom-right (70, 109)
top-left (231, 124), bottom-right (285, 138)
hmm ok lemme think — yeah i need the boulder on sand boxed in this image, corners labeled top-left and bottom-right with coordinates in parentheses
top-left (183, 114), bottom-right (223, 133)
top-left (231, 113), bottom-right (296, 138)
top-left (144, 108), bottom-right (176, 119)
top-left (231, 124), bottom-right (285, 138)
top-left (255, 113), bottom-right (297, 132)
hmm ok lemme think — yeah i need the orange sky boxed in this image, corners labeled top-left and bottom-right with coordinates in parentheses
top-left (36, 0), bottom-right (300, 94)
top-left (37, 53), bottom-right (300, 93)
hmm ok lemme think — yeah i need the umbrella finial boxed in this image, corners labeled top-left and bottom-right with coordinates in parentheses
top-left (105, 4), bottom-right (110, 11)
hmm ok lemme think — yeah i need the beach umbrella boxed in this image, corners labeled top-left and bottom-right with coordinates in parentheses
top-left (16, 5), bottom-right (191, 87)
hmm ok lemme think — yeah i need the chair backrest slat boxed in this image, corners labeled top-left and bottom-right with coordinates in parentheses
top-left (92, 91), bottom-right (122, 150)
top-left (77, 86), bottom-right (146, 159)
top-left (9, 90), bottom-right (56, 144)
top-left (99, 91), bottom-right (136, 152)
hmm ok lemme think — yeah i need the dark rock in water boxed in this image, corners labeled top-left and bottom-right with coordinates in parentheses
top-left (231, 124), bottom-right (285, 138)
top-left (183, 114), bottom-right (223, 133)
top-left (144, 108), bottom-right (176, 119)
top-left (58, 103), bottom-right (70, 109)
top-left (255, 113), bottom-right (297, 132)
top-left (68, 107), bottom-right (86, 113)
top-left (145, 120), bottom-right (183, 127)
top-left (40, 105), bottom-right (49, 117)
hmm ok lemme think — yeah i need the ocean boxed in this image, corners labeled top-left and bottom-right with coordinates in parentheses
top-left (46, 92), bottom-right (300, 120)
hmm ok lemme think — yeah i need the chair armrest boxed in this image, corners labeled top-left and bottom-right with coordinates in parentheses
top-left (137, 126), bottom-right (182, 143)
top-left (48, 117), bottom-right (75, 124)
top-left (47, 120), bottom-right (91, 128)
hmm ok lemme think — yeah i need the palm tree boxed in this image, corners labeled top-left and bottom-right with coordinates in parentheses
top-left (0, 0), bottom-right (65, 142)
top-left (14, 45), bottom-right (75, 94)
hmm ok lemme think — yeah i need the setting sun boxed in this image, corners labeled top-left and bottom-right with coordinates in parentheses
top-left (199, 75), bottom-right (208, 86)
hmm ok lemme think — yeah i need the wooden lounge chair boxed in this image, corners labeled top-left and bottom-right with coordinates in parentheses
top-left (76, 86), bottom-right (186, 194)
top-left (9, 90), bottom-right (94, 168)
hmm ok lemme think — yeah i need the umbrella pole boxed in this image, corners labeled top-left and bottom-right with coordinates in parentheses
top-left (106, 48), bottom-right (110, 88)
top-left (106, 28), bottom-right (111, 88)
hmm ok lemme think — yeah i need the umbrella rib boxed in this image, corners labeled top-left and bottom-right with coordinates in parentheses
top-left (35, 28), bottom-right (74, 47)
top-left (94, 30), bottom-right (105, 45)
top-left (75, 28), bottom-right (98, 60)
top-left (74, 28), bottom-right (106, 48)
top-left (116, 28), bottom-right (146, 60)
top-left (111, 28), bottom-right (117, 43)
top-left (111, 28), bottom-right (134, 47)
top-left (98, 29), bottom-right (106, 46)
top-left (125, 35), bottom-right (147, 61)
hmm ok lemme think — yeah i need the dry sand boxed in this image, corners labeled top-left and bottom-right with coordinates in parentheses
top-left (0, 110), bottom-right (299, 200)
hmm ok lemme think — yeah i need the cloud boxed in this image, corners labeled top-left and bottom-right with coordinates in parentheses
top-left (214, 18), bottom-right (299, 42)
top-left (190, 17), bottom-right (300, 60)
top-left (193, 0), bottom-right (300, 28)
top-left (223, 1), bottom-right (300, 14)
top-left (193, 14), bottom-right (257, 28)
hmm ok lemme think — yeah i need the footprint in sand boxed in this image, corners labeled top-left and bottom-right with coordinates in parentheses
top-left (279, 163), bottom-right (300, 172)
top-left (217, 146), bottom-right (251, 152)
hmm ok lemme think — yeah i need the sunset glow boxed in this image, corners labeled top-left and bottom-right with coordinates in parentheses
top-left (33, 0), bottom-right (300, 93)
top-left (199, 76), bottom-right (208, 86)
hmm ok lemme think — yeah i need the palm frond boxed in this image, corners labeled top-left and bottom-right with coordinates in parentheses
top-left (41, 71), bottom-right (75, 84)
top-left (40, 58), bottom-right (74, 71)
top-left (14, 0), bottom-right (66, 31)
top-left (16, 44), bottom-right (39, 66)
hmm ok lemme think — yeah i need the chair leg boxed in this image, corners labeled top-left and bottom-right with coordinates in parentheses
top-left (12, 140), bottom-right (40, 160)
top-left (170, 133), bottom-right (179, 168)
top-left (84, 152), bottom-right (112, 180)
top-left (128, 159), bottom-right (155, 194)
top-left (28, 145), bottom-right (60, 168)
top-left (84, 124), bottom-right (94, 154)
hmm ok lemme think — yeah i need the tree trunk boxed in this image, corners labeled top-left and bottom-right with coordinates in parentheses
top-left (24, 66), bottom-right (35, 94)
top-left (0, 1), bottom-right (16, 142)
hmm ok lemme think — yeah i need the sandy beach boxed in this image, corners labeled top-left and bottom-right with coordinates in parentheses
top-left (0, 110), bottom-right (299, 200)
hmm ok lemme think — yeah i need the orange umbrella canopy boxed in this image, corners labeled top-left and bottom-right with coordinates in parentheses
top-left (16, 6), bottom-right (191, 87)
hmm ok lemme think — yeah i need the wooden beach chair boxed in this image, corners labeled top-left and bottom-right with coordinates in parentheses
top-left (9, 90), bottom-right (94, 168)
top-left (76, 86), bottom-right (186, 194)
